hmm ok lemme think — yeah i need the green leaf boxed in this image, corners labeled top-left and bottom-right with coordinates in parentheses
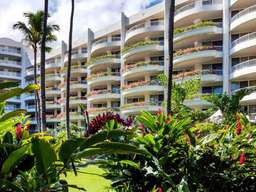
top-left (3, 132), bottom-right (13, 144)
top-left (0, 179), bottom-right (24, 192)
top-left (0, 109), bottom-right (27, 123)
top-left (31, 138), bottom-right (57, 174)
top-left (0, 81), bottom-right (20, 90)
top-left (119, 160), bottom-right (140, 169)
top-left (1, 144), bottom-right (30, 175)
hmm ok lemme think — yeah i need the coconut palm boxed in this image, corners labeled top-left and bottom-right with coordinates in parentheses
top-left (66, 0), bottom-right (75, 138)
top-left (13, 11), bottom-right (59, 131)
top-left (166, 0), bottom-right (175, 114)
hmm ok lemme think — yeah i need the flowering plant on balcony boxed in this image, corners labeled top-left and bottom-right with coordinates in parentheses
top-left (87, 71), bottom-right (120, 80)
top-left (121, 101), bottom-right (161, 109)
top-left (87, 53), bottom-right (119, 65)
top-left (174, 45), bottom-right (221, 57)
top-left (122, 80), bottom-right (160, 90)
top-left (124, 60), bottom-right (164, 72)
top-left (174, 21), bottom-right (218, 35)
top-left (122, 40), bottom-right (161, 54)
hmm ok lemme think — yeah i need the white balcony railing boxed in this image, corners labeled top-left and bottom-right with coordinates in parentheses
top-left (232, 32), bottom-right (256, 47)
top-left (231, 4), bottom-right (256, 22)
top-left (232, 59), bottom-right (256, 72)
top-left (0, 71), bottom-right (21, 77)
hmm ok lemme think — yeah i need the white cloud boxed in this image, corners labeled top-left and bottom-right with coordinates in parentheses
top-left (0, 0), bottom-right (152, 43)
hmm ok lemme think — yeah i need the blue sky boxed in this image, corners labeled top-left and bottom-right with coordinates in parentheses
top-left (0, 0), bottom-right (157, 42)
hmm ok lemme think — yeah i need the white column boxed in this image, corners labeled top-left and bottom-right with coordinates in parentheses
top-left (223, 0), bottom-right (231, 94)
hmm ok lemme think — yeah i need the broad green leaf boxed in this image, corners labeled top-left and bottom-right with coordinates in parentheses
top-left (119, 160), bottom-right (140, 169)
top-left (31, 138), bottom-right (57, 174)
top-left (0, 109), bottom-right (27, 123)
top-left (0, 179), bottom-right (24, 192)
top-left (0, 81), bottom-right (20, 90)
top-left (1, 144), bottom-right (30, 175)
top-left (3, 132), bottom-right (13, 144)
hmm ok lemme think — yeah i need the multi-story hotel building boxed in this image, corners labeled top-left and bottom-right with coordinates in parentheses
top-left (4, 0), bottom-right (256, 129)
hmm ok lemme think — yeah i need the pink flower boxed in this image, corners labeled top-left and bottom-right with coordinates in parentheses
top-left (16, 123), bottom-right (23, 141)
top-left (239, 151), bottom-right (246, 165)
top-left (157, 187), bottom-right (164, 192)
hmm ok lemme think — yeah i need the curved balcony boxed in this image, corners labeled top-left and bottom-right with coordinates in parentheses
top-left (122, 40), bottom-right (164, 60)
top-left (174, 69), bottom-right (223, 84)
top-left (121, 101), bottom-right (162, 115)
top-left (87, 90), bottom-right (120, 102)
top-left (174, 22), bottom-right (222, 49)
top-left (174, 46), bottom-right (222, 67)
top-left (87, 54), bottom-right (120, 70)
top-left (23, 94), bottom-right (35, 101)
top-left (231, 5), bottom-right (256, 33)
top-left (0, 60), bottom-right (21, 68)
top-left (91, 38), bottom-right (121, 55)
top-left (46, 102), bottom-right (61, 109)
top-left (26, 105), bottom-right (36, 113)
top-left (233, 86), bottom-right (256, 104)
top-left (45, 74), bottom-right (62, 82)
top-left (231, 32), bottom-right (256, 56)
top-left (123, 61), bottom-right (164, 78)
top-left (122, 81), bottom-right (164, 97)
top-left (64, 53), bottom-right (88, 63)
top-left (62, 66), bottom-right (87, 76)
top-left (231, 59), bottom-right (256, 80)
top-left (70, 97), bottom-right (87, 106)
top-left (88, 107), bottom-right (119, 117)
top-left (46, 88), bottom-right (61, 96)
top-left (0, 48), bottom-right (21, 57)
top-left (62, 81), bottom-right (87, 91)
top-left (46, 115), bottom-right (60, 123)
top-left (231, 0), bottom-right (255, 9)
top-left (87, 72), bottom-right (120, 86)
top-left (0, 71), bottom-right (21, 80)
top-left (125, 20), bottom-right (164, 43)
top-left (174, 0), bottom-right (222, 28)
top-left (46, 62), bottom-right (62, 70)
top-left (183, 97), bottom-right (211, 108)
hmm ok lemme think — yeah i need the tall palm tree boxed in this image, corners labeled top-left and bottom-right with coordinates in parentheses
top-left (13, 11), bottom-right (59, 131)
top-left (40, 0), bottom-right (49, 131)
top-left (166, 0), bottom-right (175, 114)
top-left (66, 0), bottom-right (75, 138)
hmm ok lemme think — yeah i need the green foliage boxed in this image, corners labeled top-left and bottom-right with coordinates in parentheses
top-left (174, 21), bottom-right (217, 35)
top-left (122, 40), bottom-right (160, 53)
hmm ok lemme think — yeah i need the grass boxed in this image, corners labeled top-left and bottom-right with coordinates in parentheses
top-left (63, 165), bottom-right (111, 192)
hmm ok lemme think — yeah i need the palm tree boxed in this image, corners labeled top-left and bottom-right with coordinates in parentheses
top-left (166, 0), bottom-right (175, 114)
top-left (13, 11), bottom-right (59, 131)
top-left (66, 0), bottom-right (75, 138)
top-left (40, 0), bottom-right (49, 131)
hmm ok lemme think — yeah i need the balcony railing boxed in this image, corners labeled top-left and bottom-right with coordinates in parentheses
top-left (174, 69), bottom-right (223, 80)
top-left (0, 60), bottom-right (21, 66)
top-left (122, 40), bottom-right (164, 54)
top-left (0, 71), bottom-right (21, 77)
top-left (122, 80), bottom-right (161, 90)
top-left (175, 0), bottom-right (222, 16)
top-left (0, 47), bottom-right (21, 54)
top-left (87, 71), bottom-right (120, 80)
top-left (124, 61), bottom-right (164, 72)
top-left (231, 32), bottom-right (256, 47)
top-left (87, 107), bottom-right (119, 113)
top-left (174, 46), bottom-right (222, 57)
top-left (126, 20), bottom-right (164, 34)
top-left (88, 89), bottom-right (120, 97)
top-left (87, 54), bottom-right (120, 65)
top-left (232, 59), bottom-right (256, 72)
top-left (231, 4), bottom-right (256, 22)
top-left (121, 101), bottom-right (162, 109)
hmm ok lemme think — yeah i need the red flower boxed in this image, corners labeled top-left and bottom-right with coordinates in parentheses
top-left (25, 124), bottom-right (30, 130)
top-left (156, 109), bottom-right (163, 116)
top-left (16, 123), bottom-right (23, 141)
top-left (236, 115), bottom-right (242, 135)
top-left (165, 119), bottom-right (171, 124)
top-left (157, 187), bottom-right (164, 192)
top-left (239, 151), bottom-right (246, 165)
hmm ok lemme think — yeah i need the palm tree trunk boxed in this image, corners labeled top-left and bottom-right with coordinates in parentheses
top-left (66, 0), bottom-right (75, 139)
top-left (167, 0), bottom-right (175, 114)
top-left (33, 46), bottom-right (41, 131)
top-left (40, 0), bottom-right (48, 131)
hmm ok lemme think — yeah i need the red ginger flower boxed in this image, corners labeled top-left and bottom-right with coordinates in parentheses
top-left (236, 115), bottom-right (242, 135)
top-left (16, 123), bottom-right (23, 141)
top-left (239, 151), bottom-right (246, 165)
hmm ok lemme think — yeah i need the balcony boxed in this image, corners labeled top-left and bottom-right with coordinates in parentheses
top-left (62, 81), bottom-right (87, 91)
top-left (5, 105), bottom-right (19, 112)
top-left (46, 101), bottom-right (61, 109)
top-left (46, 88), bottom-right (61, 96)
top-left (174, 0), bottom-right (222, 28)
top-left (122, 80), bottom-right (164, 97)
top-left (231, 32), bottom-right (256, 56)
top-left (231, 0), bottom-right (255, 9)
top-left (183, 97), bottom-right (211, 108)
top-left (64, 52), bottom-right (88, 63)
top-left (62, 65), bottom-right (87, 76)
top-left (69, 97), bottom-right (87, 106)
top-left (0, 71), bottom-right (21, 80)
top-left (174, 46), bottom-right (222, 67)
top-left (174, 69), bottom-right (223, 84)
top-left (122, 40), bottom-right (164, 60)
top-left (87, 54), bottom-right (120, 70)
top-left (0, 60), bottom-right (21, 68)
top-left (123, 61), bottom-right (164, 78)
top-left (231, 5), bottom-right (256, 33)
top-left (87, 89), bottom-right (120, 102)
top-left (46, 62), bottom-right (62, 70)
top-left (231, 59), bottom-right (256, 80)
top-left (26, 105), bottom-right (36, 112)
top-left (23, 93), bottom-right (35, 101)
top-left (91, 38), bottom-right (121, 55)
top-left (121, 101), bottom-right (162, 115)
top-left (125, 20), bottom-right (164, 43)
top-left (233, 86), bottom-right (256, 104)
top-left (174, 21), bottom-right (222, 49)
top-left (88, 107), bottom-right (119, 117)
top-left (46, 115), bottom-right (60, 123)
top-left (45, 74), bottom-right (62, 82)
top-left (87, 72), bottom-right (120, 86)
top-left (0, 47), bottom-right (21, 57)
